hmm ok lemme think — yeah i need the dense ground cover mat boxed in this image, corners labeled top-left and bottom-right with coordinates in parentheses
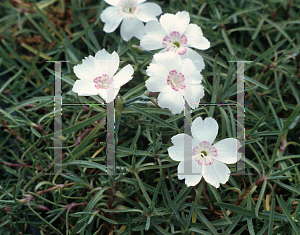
top-left (0, 0), bottom-right (300, 234)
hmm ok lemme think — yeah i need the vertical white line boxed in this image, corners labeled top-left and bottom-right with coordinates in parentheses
top-left (229, 60), bottom-right (252, 175)
top-left (183, 71), bottom-right (193, 176)
top-left (236, 61), bottom-right (246, 173)
top-left (106, 101), bottom-right (115, 176)
top-left (54, 62), bottom-right (62, 175)
top-left (106, 61), bottom-right (117, 176)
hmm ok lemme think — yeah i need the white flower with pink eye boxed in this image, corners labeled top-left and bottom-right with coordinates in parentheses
top-left (145, 51), bottom-right (204, 115)
top-left (140, 11), bottom-right (210, 71)
top-left (72, 49), bottom-right (134, 103)
top-left (167, 117), bottom-right (242, 188)
top-left (100, 0), bottom-right (162, 42)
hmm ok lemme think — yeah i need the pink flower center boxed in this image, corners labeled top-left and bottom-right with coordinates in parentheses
top-left (94, 74), bottom-right (113, 89)
top-left (167, 70), bottom-right (185, 91)
top-left (162, 31), bottom-right (188, 55)
top-left (193, 141), bottom-right (217, 165)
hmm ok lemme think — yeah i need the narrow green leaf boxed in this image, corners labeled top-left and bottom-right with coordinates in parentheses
top-left (221, 29), bottom-right (234, 56)
top-left (269, 164), bottom-right (300, 177)
top-left (150, 177), bottom-right (162, 211)
top-left (255, 179), bottom-right (267, 218)
top-left (34, 3), bottom-right (63, 40)
top-left (161, 179), bottom-right (185, 227)
top-left (207, 0), bottom-right (220, 19)
top-left (81, 36), bottom-right (97, 54)
top-left (268, 198), bottom-right (275, 235)
top-left (145, 216), bottom-right (150, 230)
top-left (41, 112), bottom-right (106, 139)
top-left (8, 96), bottom-right (52, 112)
top-left (276, 195), bottom-right (300, 234)
top-left (62, 160), bottom-right (106, 174)
top-left (102, 207), bottom-right (143, 214)
top-left (130, 124), bottom-right (141, 150)
top-left (244, 76), bottom-right (269, 90)
top-left (127, 105), bottom-right (178, 130)
top-left (215, 202), bottom-right (279, 221)
top-left (0, 69), bottom-right (23, 94)
top-left (274, 155), bottom-right (300, 162)
top-left (30, 126), bottom-right (41, 138)
top-left (95, 214), bottom-right (117, 224)
top-left (188, 228), bottom-right (212, 235)
top-left (133, 172), bottom-right (152, 206)
top-left (151, 221), bottom-right (172, 235)
top-left (282, 104), bottom-right (300, 132)
top-left (122, 83), bottom-right (145, 100)
top-left (127, 214), bottom-right (131, 235)
top-left (225, 214), bottom-right (243, 235)
top-left (24, 12), bottom-right (52, 43)
top-left (193, 203), bottom-right (219, 235)
top-left (2, 40), bottom-right (29, 67)
top-left (264, 18), bottom-right (295, 45)
top-left (247, 195), bottom-right (255, 235)
top-left (208, 184), bottom-right (232, 224)
top-left (245, 39), bottom-right (287, 72)
top-left (252, 17), bottom-right (265, 40)
top-left (274, 181), bottom-right (300, 195)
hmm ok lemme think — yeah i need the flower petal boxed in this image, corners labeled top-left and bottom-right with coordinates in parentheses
top-left (192, 117), bottom-right (218, 145)
top-left (157, 86), bottom-right (184, 114)
top-left (202, 160), bottom-right (230, 188)
top-left (146, 63), bottom-right (169, 78)
top-left (111, 64), bottom-right (134, 88)
top-left (182, 83), bottom-right (205, 109)
top-left (177, 160), bottom-right (203, 186)
top-left (212, 138), bottom-right (242, 164)
top-left (135, 3), bottom-right (162, 22)
top-left (168, 133), bottom-right (194, 162)
top-left (180, 47), bottom-right (205, 71)
top-left (72, 80), bottom-right (99, 96)
top-left (120, 17), bottom-right (145, 41)
top-left (73, 56), bottom-right (103, 81)
top-left (145, 76), bottom-right (168, 92)
top-left (140, 20), bottom-right (166, 50)
top-left (184, 24), bottom-right (210, 50)
top-left (135, 0), bottom-right (147, 5)
top-left (100, 6), bottom-right (124, 33)
top-left (97, 87), bottom-right (120, 103)
top-left (160, 11), bottom-right (190, 35)
top-left (153, 51), bottom-right (182, 72)
top-left (95, 49), bottom-right (119, 77)
top-left (180, 59), bottom-right (202, 84)
top-left (104, 0), bottom-right (121, 6)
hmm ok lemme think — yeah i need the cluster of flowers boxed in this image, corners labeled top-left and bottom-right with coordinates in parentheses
top-left (72, 0), bottom-right (242, 188)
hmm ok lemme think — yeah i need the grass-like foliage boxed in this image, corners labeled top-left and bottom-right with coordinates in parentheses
top-left (0, 0), bottom-right (300, 234)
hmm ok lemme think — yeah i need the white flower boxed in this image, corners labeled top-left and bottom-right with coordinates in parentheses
top-left (145, 51), bottom-right (204, 114)
top-left (167, 117), bottom-right (242, 188)
top-left (100, 0), bottom-right (162, 42)
top-left (140, 11), bottom-right (210, 71)
top-left (72, 49), bottom-right (134, 103)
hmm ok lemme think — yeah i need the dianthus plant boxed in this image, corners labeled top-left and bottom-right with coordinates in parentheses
top-left (70, 3), bottom-right (241, 189)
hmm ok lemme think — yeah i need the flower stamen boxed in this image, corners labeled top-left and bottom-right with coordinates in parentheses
top-left (117, 0), bottom-right (140, 19)
top-left (167, 70), bottom-right (185, 91)
top-left (94, 74), bottom-right (113, 89)
top-left (173, 42), bottom-right (180, 47)
top-left (193, 141), bottom-right (217, 165)
top-left (162, 31), bottom-right (188, 55)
